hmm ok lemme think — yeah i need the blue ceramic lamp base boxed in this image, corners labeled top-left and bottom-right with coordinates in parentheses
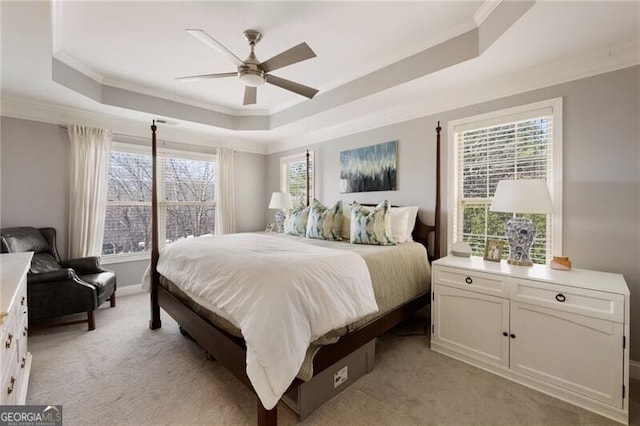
top-left (505, 217), bottom-right (535, 266)
top-left (274, 209), bottom-right (286, 233)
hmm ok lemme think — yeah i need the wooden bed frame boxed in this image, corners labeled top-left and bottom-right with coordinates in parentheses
top-left (149, 123), bottom-right (442, 425)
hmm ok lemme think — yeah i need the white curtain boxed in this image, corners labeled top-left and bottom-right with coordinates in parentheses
top-left (215, 147), bottom-right (236, 235)
top-left (68, 125), bottom-right (112, 258)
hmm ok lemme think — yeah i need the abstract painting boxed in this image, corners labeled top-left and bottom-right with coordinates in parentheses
top-left (339, 140), bottom-right (397, 193)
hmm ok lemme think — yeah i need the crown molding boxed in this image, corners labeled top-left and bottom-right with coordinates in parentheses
top-left (267, 40), bottom-right (639, 154)
top-left (0, 96), bottom-right (269, 155)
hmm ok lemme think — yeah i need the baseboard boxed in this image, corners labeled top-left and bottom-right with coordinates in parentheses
top-left (117, 283), bottom-right (145, 297)
top-left (629, 360), bottom-right (640, 380)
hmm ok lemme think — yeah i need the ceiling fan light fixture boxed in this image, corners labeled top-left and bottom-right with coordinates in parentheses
top-left (239, 68), bottom-right (265, 87)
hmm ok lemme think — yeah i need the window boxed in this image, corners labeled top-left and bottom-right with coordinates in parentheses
top-left (280, 151), bottom-right (314, 208)
top-left (103, 143), bottom-right (216, 257)
top-left (448, 98), bottom-right (563, 264)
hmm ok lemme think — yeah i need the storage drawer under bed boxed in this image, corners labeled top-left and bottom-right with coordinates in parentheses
top-left (282, 338), bottom-right (376, 420)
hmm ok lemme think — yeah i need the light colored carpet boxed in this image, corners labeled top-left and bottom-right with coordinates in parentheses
top-left (27, 292), bottom-right (635, 425)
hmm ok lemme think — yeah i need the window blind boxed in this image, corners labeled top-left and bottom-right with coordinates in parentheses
top-left (454, 115), bottom-right (554, 263)
top-left (281, 151), bottom-right (314, 207)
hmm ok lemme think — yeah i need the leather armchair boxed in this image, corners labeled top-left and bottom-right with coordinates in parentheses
top-left (0, 226), bottom-right (116, 330)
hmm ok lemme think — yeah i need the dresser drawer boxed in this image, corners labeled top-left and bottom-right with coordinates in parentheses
top-left (0, 367), bottom-right (18, 405)
top-left (0, 335), bottom-right (18, 405)
top-left (511, 278), bottom-right (624, 322)
top-left (1, 311), bottom-right (17, 364)
top-left (434, 266), bottom-right (508, 298)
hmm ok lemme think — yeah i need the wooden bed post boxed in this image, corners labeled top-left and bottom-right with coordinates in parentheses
top-left (149, 120), bottom-right (161, 330)
top-left (434, 122), bottom-right (441, 260)
top-left (305, 149), bottom-right (310, 207)
top-left (257, 403), bottom-right (277, 426)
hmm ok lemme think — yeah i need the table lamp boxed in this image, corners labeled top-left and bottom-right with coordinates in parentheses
top-left (268, 192), bottom-right (293, 233)
top-left (490, 179), bottom-right (553, 266)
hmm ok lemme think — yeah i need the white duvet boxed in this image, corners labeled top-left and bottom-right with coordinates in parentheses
top-left (142, 233), bottom-right (378, 410)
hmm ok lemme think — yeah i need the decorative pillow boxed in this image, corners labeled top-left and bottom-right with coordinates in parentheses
top-left (306, 199), bottom-right (343, 241)
top-left (390, 206), bottom-right (419, 243)
top-left (285, 205), bottom-right (310, 236)
top-left (350, 200), bottom-right (395, 246)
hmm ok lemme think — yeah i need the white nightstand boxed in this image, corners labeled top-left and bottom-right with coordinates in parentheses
top-left (430, 255), bottom-right (630, 425)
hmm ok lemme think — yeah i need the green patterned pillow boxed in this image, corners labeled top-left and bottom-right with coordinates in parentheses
top-left (285, 205), bottom-right (309, 236)
top-left (306, 199), bottom-right (343, 241)
top-left (350, 200), bottom-right (396, 245)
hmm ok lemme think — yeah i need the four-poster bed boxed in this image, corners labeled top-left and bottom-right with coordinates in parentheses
top-left (148, 123), bottom-right (443, 425)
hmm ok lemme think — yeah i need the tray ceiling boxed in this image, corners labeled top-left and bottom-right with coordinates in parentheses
top-left (1, 1), bottom-right (638, 153)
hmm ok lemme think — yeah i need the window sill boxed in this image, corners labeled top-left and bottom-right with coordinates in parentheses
top-left (100, 252), bottom-right (150, 265)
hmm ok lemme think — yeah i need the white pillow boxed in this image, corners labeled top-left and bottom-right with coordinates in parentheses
top-left (390, 206), bottom-right (419, 243)
top-left (341, 204), bottom-right (351, 240)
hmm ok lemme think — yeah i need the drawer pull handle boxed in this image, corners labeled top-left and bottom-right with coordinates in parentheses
top-left (20, 296), bottom-right (25, 306)
top-left (555, 294), bottom-right (566, 303)
top-left (502, 332), bottom-right (508, 337)
top-left (510, 333), bottom-right (516, 339)
top-left (7, 377), bottom-right (15, 395)
top-left (20, 357), bottom-right (26, 369)
top-left (465, 277), bottom-right (473, 284)
top-left (23, 326), bottom-right (28, 336)
top-left (5, 333), bottom-right (13, 349)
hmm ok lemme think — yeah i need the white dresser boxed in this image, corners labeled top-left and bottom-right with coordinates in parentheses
top-left (1, 252), bottom-right (33, 405)
top-left (431, 255), bottom-right (630, 424)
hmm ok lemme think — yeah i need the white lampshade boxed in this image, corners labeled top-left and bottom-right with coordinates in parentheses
top-left (268, 192), bottom-right (293, 210)
top-left (490, 179), bottom-right (553, 214)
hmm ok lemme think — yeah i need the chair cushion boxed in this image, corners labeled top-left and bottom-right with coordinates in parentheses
top-left (80, 272), bottom-right (116, 305)
top-left (30, 253), bottom-right (62, 274)
top-left (2, 227), bottom-right (51, 254)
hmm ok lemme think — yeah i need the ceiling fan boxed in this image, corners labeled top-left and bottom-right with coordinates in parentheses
top-left (176, 29), bottom-right (319, 106)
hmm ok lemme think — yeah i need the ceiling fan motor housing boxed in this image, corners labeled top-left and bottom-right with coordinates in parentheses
top-left (239, 30), bottom-right (265, 86)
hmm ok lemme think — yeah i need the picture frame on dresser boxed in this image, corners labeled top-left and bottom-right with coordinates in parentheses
top-left (483, 239), bottom-right (503, 262)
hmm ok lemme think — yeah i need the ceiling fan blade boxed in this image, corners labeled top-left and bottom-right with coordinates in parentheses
top-left (175, 72), bottom-right (237, 83)
top-left (186, 29), bottom-right (244, 66)
top-left (243, 86), bottom-right (257, 105)
top-left (260, 42), bottom-right (316, 73)
top-left (266, 74), bottom-right (318, 99)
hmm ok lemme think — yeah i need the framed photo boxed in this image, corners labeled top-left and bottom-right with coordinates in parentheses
top-left (483, 239), bottom-right (504, 262)
top-left (265, 223), bottom-right (275, 232)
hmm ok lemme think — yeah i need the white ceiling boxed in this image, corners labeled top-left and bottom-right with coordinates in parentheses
top-left (1, 1), bottom-right (638, 154)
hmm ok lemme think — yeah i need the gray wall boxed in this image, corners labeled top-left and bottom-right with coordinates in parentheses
top-left (267, 66), bottom-right (640, 360)
top-left (1, 119), bottom-right (70, 252)
top-left (0, 116), bottom-right (268, 286)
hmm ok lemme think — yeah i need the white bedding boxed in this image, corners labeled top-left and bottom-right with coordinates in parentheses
top-left (142, 232), bottom-right (378, 410)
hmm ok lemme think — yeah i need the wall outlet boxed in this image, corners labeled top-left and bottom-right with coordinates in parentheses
top-left (334, 366), bottom-right (348, 388)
